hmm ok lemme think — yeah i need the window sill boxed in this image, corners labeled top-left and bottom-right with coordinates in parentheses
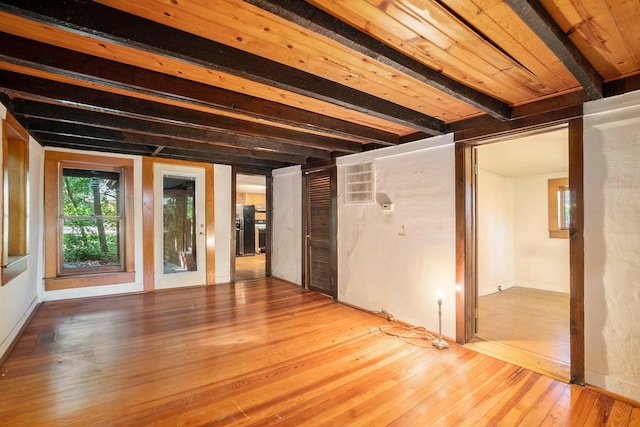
top-left (44, 271), bottom-right (136, 291)
top-left (549, 229), bottom-right (569, 239)
top-left (2, 254), bottom-right (29, 286)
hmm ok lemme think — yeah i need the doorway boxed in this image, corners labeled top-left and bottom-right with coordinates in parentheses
top-left (302, 165), bottom-right (337, 299)
top-left (234, 173), bottom-right (267, 281)
top-left (469, 128), bottom-right (571, 381)
top-left (153, 163), bottom-right (207, 289)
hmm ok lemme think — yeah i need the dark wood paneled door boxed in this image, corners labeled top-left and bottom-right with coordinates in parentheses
top-left (303, 166), bottom-right (337, 299)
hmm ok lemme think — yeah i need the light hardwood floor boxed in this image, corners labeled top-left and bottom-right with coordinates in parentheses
top-left (235, 253), bottom-right (266, 281)
top-left (469, 287), bottom-right (570, 381)
top-left (1, 279), bottom-right (638, 425)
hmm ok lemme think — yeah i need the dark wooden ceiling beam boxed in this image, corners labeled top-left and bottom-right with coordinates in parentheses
top-left (0, 32), bottom-right (399, 146)
top-left (3, 75), bottom-right (363, 153)
top-left (20, 114), bottom-right (332, 160)
top-left (34, 134), bottom-right (157, 156)
top-left (504, 0), bottom-right (603, 100)
top-left (451, 105), bottom-right (583, 142)
top-left (0, 1), bottom-right (445, 135)
top-left (152, 147), bottom-right (288, 170)
top-left (32, 130), bottom-right (307, 165)
top-left (247, 0), bottom-right (511, 121)
top-left (41, 137), bottom-right (288, 169)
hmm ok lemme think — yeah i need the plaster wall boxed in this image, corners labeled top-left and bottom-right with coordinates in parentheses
top-left (214, 164), bottom-right (232, 283)
top-left (0, 108), bottom-right (42, 358)
top-left (513, 173), bottom-right (569, 293)
top-left (337, 135), bottom-right (456, 338)
top-left (271, 165), bottom-right (302, 285)
top-left (584, 89), bottom-right (640, 402)
top-left (477, 169), bottom-right (515, 296)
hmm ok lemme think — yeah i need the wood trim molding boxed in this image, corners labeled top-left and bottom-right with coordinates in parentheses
top-left (43, 151), bottom-right (135, 291)
top-left (456, 118), bottom-right (585, 387)
top-left (568, 117), bottom-right (585, 385)
top-left (45, 272), bottom-right (136, 291)
top-left (455, 143), bottom-right (476, 344)
top-left (2, 113), bottom-right (29, 285)
top-left (205, 165), bottom-right (216, 286)
top-left (142, 157), bottom-right (154, 292)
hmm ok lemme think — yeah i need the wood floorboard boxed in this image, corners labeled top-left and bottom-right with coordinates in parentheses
top-left (0, 278), bottom-right (638, 426)
top-left (470, 287), bottom-right (571, 381)
top-left (235, 253), bottom-right (265, 281)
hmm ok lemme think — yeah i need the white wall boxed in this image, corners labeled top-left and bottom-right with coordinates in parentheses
top-left (513, 173), bottom-right (569, 293)
top-left (337, 135), bottom-right (456, 338)
top-left (214, 164), bottom-right (232, 283)
top-left (584, 89), bottom-right (640, 402)
top-left (477, 137), bottom-right (569, 296)
top-left (477, 170), bottom-right (515, 296)
top-left (0, 109), bottom-right (42, 358)
top-left (271, 165), bottom-right (302, 285)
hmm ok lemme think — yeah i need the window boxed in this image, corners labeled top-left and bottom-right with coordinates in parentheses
top-left (344, 162), bottom-right (374, 204)
top-left (548, 177), bottom-right (570, 239)
top-left (2, 114), bottom-right (29, 286)
top-left (44, 152), bottom-right (135, 290)
top-left (61, 168), bottom-right (123, 274)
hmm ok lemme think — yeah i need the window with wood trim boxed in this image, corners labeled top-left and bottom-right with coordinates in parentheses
top-left (2, 114), bottom-right (29, 286)
top-left (44, 152), bottom-right (135, 291)
top-left (548, 177), bottom-right (570, 239)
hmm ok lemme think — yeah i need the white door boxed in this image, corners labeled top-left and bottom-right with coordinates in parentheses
top-left (154, 163), bottom-right (207, 289)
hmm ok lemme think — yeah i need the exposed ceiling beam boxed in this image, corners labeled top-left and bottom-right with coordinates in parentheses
top-left (450, 105), bottom-right (583, 142)
top-left (19, 113), bottom-right (332, 160)
top-left (152, 147), bottom-right (286, 170)
top-left (32, 130), bottom-right (308, 165)
top-left (504, 0), bottom-right (603, 100)
top-left (30, 130), bottom-right (292, 169)
top-left (4, 76), bottom-right (363, 153)
top-left (247, 0), bottom-right (512, 121)
top-left (35, 135), bottom-right (156, 156)
top-left (0, 32), bottom-right (399, 146)
top-left (0, 1), bottom-right (446, 135)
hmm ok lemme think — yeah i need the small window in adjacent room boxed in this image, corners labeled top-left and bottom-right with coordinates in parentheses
top-left (344, 162), bottom-right (374, 204)
top-left (44, 151), bottom-right (135, 290)
top-left (548, 177), bottom-right (570, 239)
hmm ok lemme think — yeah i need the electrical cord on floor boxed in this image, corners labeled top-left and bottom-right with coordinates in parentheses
top-left (341, 304), bottom-right (439, 349)
top-left (368, 312), bottom-right (437, 348)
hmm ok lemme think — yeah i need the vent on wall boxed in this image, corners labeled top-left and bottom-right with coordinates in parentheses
top-left (345, 162), bottom-right (374, 204)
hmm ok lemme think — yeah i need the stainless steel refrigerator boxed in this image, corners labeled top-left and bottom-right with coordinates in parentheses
top-left (236, 204), bottom-right (255, 256)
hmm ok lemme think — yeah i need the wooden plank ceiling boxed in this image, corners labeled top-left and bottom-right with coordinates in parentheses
top-left (0, 0), bottom-right (639, 171)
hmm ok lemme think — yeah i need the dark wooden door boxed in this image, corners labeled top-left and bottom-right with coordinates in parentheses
top-left (303, 166), bottom-right (337, 298)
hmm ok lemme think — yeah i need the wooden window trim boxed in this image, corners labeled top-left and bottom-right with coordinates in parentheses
top-left (2, 114), bottom-right (29, 286)
top-left (548, 177), bottom-right (569, 239)
top-left (44, 151), bottom-right (135, 291)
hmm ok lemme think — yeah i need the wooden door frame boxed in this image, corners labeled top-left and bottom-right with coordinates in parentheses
top-left (142, 157), bottom-right (215, 291)
top-left (455, 118), bottom-right (585, 385)
top-left (302, 164), bottom-right (337, 299)
top-left (230, 167), bottom-right (272, 282)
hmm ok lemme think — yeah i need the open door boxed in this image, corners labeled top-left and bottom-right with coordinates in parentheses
top-left (302, 165), bottom-right (337, 298)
